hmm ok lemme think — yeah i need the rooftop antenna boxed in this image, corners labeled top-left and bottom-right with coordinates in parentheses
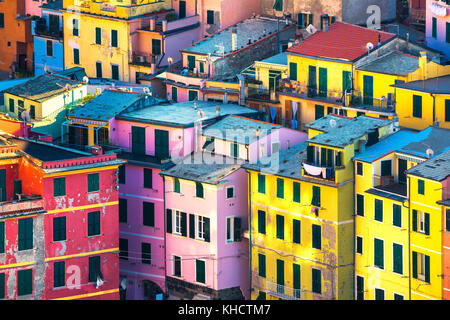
top-left (329, 119), bottom-right (337, 128)
top-left (214, 43), bottom-right (225, 57)
top-left (82, 76), bottom-right (89, 84)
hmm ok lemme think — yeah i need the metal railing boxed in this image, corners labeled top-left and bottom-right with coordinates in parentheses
top-left (266, 280), bottom-right (301, 300)
top-left (278, 81), bottom-right (344, 103)
top-left (344, 90), bottom-right (395, 112)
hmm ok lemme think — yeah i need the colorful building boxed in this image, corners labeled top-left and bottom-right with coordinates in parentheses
top-left (243, 114), bottom-right (395, 300)
top-left (0, 0), bottom-right (34, 75)
top-left (393, 74), bottom-right (450, 130)
top-left (33, 0), bottom-right (64, 76)
top-left (0, 134), bottom-right (125, 300)
top-left (426, 0), bottom-right (450, 59)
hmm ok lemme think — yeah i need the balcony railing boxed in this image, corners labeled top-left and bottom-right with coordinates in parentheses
top-left (131, 53), bottom-right (155, 67)
top-left (278, 81), bottom-right (344, 104)
top-left (247, 85), bottom-right (278, 102)
top-left (266, 280), bottom-right (301, 300)
top-left (0, 195), bottom-right (44, 216)
top-left (302, 162), bottom-right (336, 181)
top-left (32, 20), bottom-right (63, 39)
top-left (344, 90), bottom-right (395, 112)
top-left (373, 175), bottom-right (407, 197)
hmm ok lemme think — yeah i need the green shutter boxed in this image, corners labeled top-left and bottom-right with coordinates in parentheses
top-left (432, 17), bottom-right (437, 38)
top-left (118, 165), bottom-right (125, 184)
top-left (89, 256), bottom-right (100, 282)
top-left (289, 62), bottom-right (297, 81)
top-left (424, 212), bottom-right (430, 235)
top-left (425, 255), bottom-right (430, 283)
top-left (204, 217), bottom-right (210, 242)
top-left (131, 126), bottom-right (146, 155)
top-left (119, 198), bottom-right (127, 223)
top-left (356, 276), bottom-right (364, 300)
top-left (318, 67), bottom-right (327, 97)
top-left (54, 261), bottom-right (65, 288)
top-left (73, 48), bottom-right (79, 65)
top-left (335, 151), bottom-right (342, 166)
top-left (308, 14), bottom-right (313, 26)
top-left (258, 210), bottom-right (266, 234)
top-left (445, 100), bottom-right (450, 122)
top-left (293, 263), bottom-right (300, 298)
top-left (9, 98), bottom-right (14, 113)
top-left (374, 199), bottom-right (383, 222)
top-left (312, 224), bottom-right (321, 249)
top-left (413, 95), bottom-right (422, 118)
top-left (381, 160), bottom-right (392, 176)
top-left (18, 218), bottom-right (33, 251)
top-left (308, 66), bottom-right (317, 94)
top-left (306, 145), bottom-right (314, 163)
top-left (293, 219), bottom-right (300, 244)
top-left (196, 260), bottom-right (206, 283)
top-left (73, 19), bottom-right (78, 36)
top-left (412, 251), bottom-right (418, 279)
top-left (315, 104), bottom-right (324, 120)
top-left (276, 259), bottom-right (284, 288)
top-left (374, 238), bottom-right (384, 269)
top-left (155, 129), bottom-right (169, 159)
top-left (196, 182), bottom-right (203, 198)
top-left (174, 178), bottom-right (180, 193)
top-left (53, 216), bottom-right (66, 242)
top-left (111, 30), bottom-right (118, 47)
top-left (312, 186), bottom-right (320, 206)
top-left (199, 62), bottom-right (204, 73)
top-left (363, 75), bottom-right (373, 106)
top-left (87, 173), bottom-right (99, 192)
top-left (258, 253), bottom-right (266, 277)
top-left (0, 13), bottom-right (4, 29)
top-left (180, 212), bottom-right (187, 237)
top-left (143, 202), bottom-right (155, 227)
top-left (393, 243), bottom-right (403, 274)
top-left (141, 242), bottom-right (151, 265)
top-left (95, 27), bottom-right (101, 44)
top-left (189, 214), bottom-right (195, 239)
top-left (293, 182), bottom-right (300, 203)
top-left (276, 215), bottom-right (284, 239)
top-left (412, 209), bottom-right (418, 232)
top-left (187, 55), bottom-right (195, 70)
top-left (276, 178), bottom-right (284, 198)
top-left (0, 272), bottom-right (4, 299)
top-left (111, 65), bottom-right (119, 80)
top-left (54, 177), bottom-right (66, 197)
top-left (356, 236), bottom-right (363, 254)
top-left (446, 22), bottom-right (450, 44)
top-left (258, 174), bottom-right (265, 194)
top-left (234, 217), bottom-right (242, 242)
top-left (17, 269), bottom-right (33, 296)
top-left (375, 289), bottom-right (384, 300)
top-left (393, 204), bottom-right (401, 227)
top-left (188, 90), bottom-right (198, 101)
top-left (357, 194), bottom-right (364, 216)
top-left (326, 148), bottom-right (333, 167)
top-left (171, 86), bottom-right (178, 102)
top-left (96, 62), bottom-right (103, 78)
top-left (88, 211), bottom-right (100, 236)
top-left (312, 268), bottom-right (321, 294)
top-left (166, 209), bottom-right (172, 233)
top-left (143, 168), bottom-right (153, 189)
top-left (418, 179), bottom-right (425, 195)
top-left (273, 0), bottom-right (283, 11)
top-left (231, 142), bottom-right (239, 158)
top-left (297, 13), bottom-right (304, 29)
top-left (0, 221), bottom-right (4, 254)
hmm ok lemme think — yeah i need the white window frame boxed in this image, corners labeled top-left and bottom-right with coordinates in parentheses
top-left (418, 211), bottom-right (426, 233)
top-left (196, 215), bottom-right (206, 241)
top-left (172, 255), bottom-right (181, 277)
top-left (226, 216), bottom-right (238, 243)
top-left (173, 210), bottom-right (183, 236)
top-left (418, 253), bottom-right (426, 281)
top-left (226, 186), bottom-right (235, 199)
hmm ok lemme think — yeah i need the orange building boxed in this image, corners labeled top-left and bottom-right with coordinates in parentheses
top-left (0, 0), bottom-right (34, 75)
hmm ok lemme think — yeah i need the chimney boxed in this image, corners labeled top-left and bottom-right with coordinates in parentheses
top-left (216, 106), bottom-right (220, 116)
top-left (323, 14), bottom-right (329, 32)
top-left (232, 27), bottom-right (238, 51)
top-left (194, 102), bottom-right (197, 110)
top-left (419, 51), bottom-right (427, 80)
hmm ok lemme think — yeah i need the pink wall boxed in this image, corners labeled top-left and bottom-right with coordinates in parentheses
top-left (26, 0), bottom-right (46, 16)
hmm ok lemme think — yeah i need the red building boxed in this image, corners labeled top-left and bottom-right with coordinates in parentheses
top-left (0, 134), bottom-right (125, 300)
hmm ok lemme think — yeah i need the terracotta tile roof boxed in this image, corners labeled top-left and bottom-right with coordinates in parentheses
top-left (287, 21), bottom-right (396, 62)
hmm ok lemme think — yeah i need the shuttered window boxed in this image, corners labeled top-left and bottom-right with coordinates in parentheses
top-left (258, 174), bottom-right (265, 194)
top-left (374, 199), bottom-right (383, 222)
top-left (187, 55), bottom-right (195, 71)
top-left (0, 273), bottom-right (4, 299)
top-left (273, 0), bottom-right (283, 11)
top-left (155, 129), bottom-right (169, 160)
top-left (53, 216), bottom-right (66, 242)
top-left (95, 27), bottom-right (101, 44)
top-left (131, 126), bottom-right (146, 155)
top-left (141, 243), bottom-right (151, 265)
top-left (173, 256), bottom-right (181, 277)
top-left (356, 162), bottom-right (363, 176)
top-left (289, 62), bottom-right (297, 81)
top-left (375, 288), bottom-right (384, 300)
top-left (143, 202), bottom-right (155, 227)
top-left (230, 142), bottom-right (239, 158)
top-left (9, 98), bottom-right (14, 113)
top-left (18, 218), bottom-right (33, 251)
top-left (312, 224), bottom-right (321, 249)
top-left (206, 10), bottom-right (214, 24)
top-left (446, 22), bottom-right (450, 44)
top-left (293, 219), bottom-right (301, 244)
top-left (171, 86), bottom-right (178, 102)
top-left (111, 30), bottom-right (118, 47)
top-left (293, 263), bottom-right (301, 298)
top-left (315, 104), bottom-right (324, 120)
top-left (118, 165), bottom-right (125, 184)
top-left (72, 19), bottom-right (79, 36)
top-left (188, 90), bottom-right (198, 101)
top-left (356, 194), bottom-right (364, 216)
top-left (111, 64), bottom-right (119, 80)
top-left (293, 181), bottom-right (300, 203)
top-left (174, 178), bottom-right (180, 193)
top-left (374, 238), bottom-right (384, 269)
top-left (87, 173), bottom-right (99, 192)
top-left (356, 276), bottom-right (364, 300)
top-left (196, 182), bottom-right (204, 198)
top-left (96, 61), bottom-right (103, 78)
top-left (17, 269), bottom-right (33, 296)
top-left (258, 253), bottom-right (266, 278)
top-left (276, 259), bottom-right (284, 293)
top-left (276, 215), bottom-right (284, 240)
top-left (413, 95), bottom-right (422, 118)
top-left (166, 209), bottom-right (172, 233)
top-left (393, 243), bottom-right (403, 274)
top-left (88, 256), bottom-right (101, 282)
top-left (0, 222), bottom-right (4, 254)
top-left (356, 236), bottom-right (363, 254)
top-left (46, 40), bottom-right (53, 57)
top-left (152, 39), bottom-right (161, 55)
top-left (276, 178), bottom-right (284, 199)
top-left (54, 261), bottom-right (65, 288)
top-left (412, 209), bottom-right (418, 232)
top-left (432, 17), bottom-right (437, 38)
top-left (312, 268), bottom-right (321, 294)
top-left (73, 48), bottom-right (80, 65)
top-left (445, 99), bottom-right (450, 122)
top-left (342, 70), bottom-right (351, 93)
top-left (143, 168), bottom-right (153, 189)
top-left (119, 198), bottom-right (127, 223)
top-left (88, 211), bottom-right (100, 236)
top-left (54, 177), bottom-right (66, 197)
top-left (258, 210), bottom-right (266, 234)
top-left (418, 179), bottom-right (425, 195)
top-left (393, 204), bottom-right (401, 227)
top-left (311, 186), bottom-right (320, 207)
top-left (196, 259), bottom-right (206, 284)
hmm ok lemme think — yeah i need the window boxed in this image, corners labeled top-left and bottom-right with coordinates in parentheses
top-left (293, 263), bottom-right (301, 298)
top-left (141, 242), bottom-right (151, 265)
top-left (73, 48), bottom-right (80, 65)
top-left (393, 204), bottom-right (401, 227)
top-left (258, 210), bottom-right (266, 234)
top-left (374, 238), bottom-right (384, 269)
top-left (412, 251), bottom-right (430, 282)
top-left (54, 177), bottom-right (66, 197)
top-left (312, 268), bottom-right (321, 294)
top-left (88, 211), bottom-right (100, 236)
top-left (258, 253), bottom-right (266, 278)
top-left (95, 27), bottom-right (101, 44)
top-left (199, 62), bottom-right (204, 73)
top-left (293, 219), bottom-right (301, 244)
top-left (143, 202), bottom-right (155, 227)
top-left (380, 160), bottom-right (392, 176)
top-left (311, 186), bottom-right (320, 207)
top-left (446, 99), bottom-right (450, 122)
top-left (0, 221), bottom-right (4, 254)
top-left (418, 179), bottom-right (425, 195)
top-left (196, 216), bottom-right (206, 241)
top-left (17, 269), bottom-right (33, 296)
top-left (394, 293), bottom-right (404, 300)
top-left (72, 19), bottom-right (79, 36)
top-left (293, 181), bottom-right (300, 203)
top-left (196, 182), bottom-right (204, 198)
top-left (87, 173), bottom-right (99, 192)
top-left (226, 217), bottom-right (242, 242)
top-left (174, 178), bottom-right (180, 193)
top-left (375, 288), bottom-right (384, 300)
top-left (0, 13), bottom-right (4, 29)
top-left (0, 272), bottom-right (4, 299)
top-left (8, 98), bottom-right (14, 113)
top-left (111, 30), bottom-right (118, 47)
top-left (374, 199), bottom-right (383, 222)
top-left (393, 243), bottom-right (403, 275)
top-left (111, 64), bottom-right (119, 80)
top-left (171, 86), bottom-right (178, 102)
top-left (143, 168), bottom-right (152, 189)
top-left (119, 198), bottom-right (127, 223)
top-left (413, 95), bottom-right (422, 118)
top-left (276, 259), bottom-right (284, 292)
top-left (206, 10), bottom-right (214, 24)
top-left (230, 142), bottom-right (239, 158)
top-left (173, 256), bottom-right (181, 277)
top-left (356, 236), bottom-right (363, 254)
top-left (432, 17), bottom-right (437, 39)
top-left (356, 275), bottom-right (364, 300)
top-left (276, 178), bottom-right (284, 199)
top-left (53, 216), bottom-right (66, 242)
top-left (46, 40), bottom-right (53, 57)
top-left (273, 0), bottom-right (283, 11)
top-left (447, 22), bottom-right (450, 44)
top-left (312, 224), bottom-right (321, 249)
top-left (356, 194), bottom-right (364, 217)
top-left (446, 209), bottom-right (450, 232)
top-left (356, 162), bottom-right (363, 176)
top-left (258, 174), bottom-right (265, 194)
top-left (96, 62), bottom-right (103, 79)
top-left (276, 215), bottom-right (284, 240)
top-left (289, 62), bottom-right (297, 81)
top-left (88, 256), bottom-right (101, 282)
top-left (172, 210), bottom-right (186, 236)
top-left (154, 129), bottom-right (169, 160)
top-left (413, 209), bottom-right (429, 235)
top-left (226, 186), bottom-right (234, 199)
top-left (18, 218), bottom-right (33, 251)
top-left (152, 39), bottom-right (161, 55)
top-left (30, 105), bottom-right (35, 120)
top-left (54, 261), bottom-right (65, 288)
top-left (196, 259), bottom-right (205, 284)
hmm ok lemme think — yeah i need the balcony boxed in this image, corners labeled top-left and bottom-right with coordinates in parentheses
top-left (344, 90), bottom-right (395, 113)
top-left (410, 8), bottom-right (426, 27)
top-left (0, 195), bottom-right (44, 217)
top-left (373, 175), bottom-right (407, 197)
top-left (302, 161), bottom-right (336, 181)
top-left (33, 20), bottom-right (63, 39)
top-left (278, 80), bottom-right (344, 105)
top-left (266, 280), bottom-right (301, 300)
top-left (131, 52), bottom-right (156, 67)
top-left (247, 84), bottom-right (279, 103)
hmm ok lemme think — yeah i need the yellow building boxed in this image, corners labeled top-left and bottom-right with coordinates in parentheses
top-left (354, 126), bottom-right (450, 300)
top-left (62, 0), bottom-right (171, 82)
top-left (243, 114), bottom-right (395, 300)
top-left (393, 75), bottom-right (450, 131)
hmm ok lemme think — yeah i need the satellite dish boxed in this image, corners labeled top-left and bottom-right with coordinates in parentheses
top-left (329, 119), bottom-right (337, 128)
top-left (167, 56), bottom-right (173, 64)
top-left (306, 24), bottom-right (317, 34)
top-left (64, 83), bottom-right (71, 91)
top-left (143, 87), bottom-right (150, 94)
top-left (426, 148), bottom-right (434, 158)
top-left (21, 111), bottom-right (30, 122)
top-left (366, 42), bottom-right (374, 51)
top-left (82, 76), bottom-right (89, 84)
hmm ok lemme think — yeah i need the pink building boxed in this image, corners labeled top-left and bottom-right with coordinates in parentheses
top-left (110, 100), bottom-right (261, 299)
top-left (426, 0), bottom-right (450, 59)
top-left (160, 115), bottom-right (307, 299)
top-left (26, 0), bottom-right (48, 16)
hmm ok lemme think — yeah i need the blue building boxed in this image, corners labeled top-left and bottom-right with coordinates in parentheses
top-left (32, 0), bottom-right (64, 76)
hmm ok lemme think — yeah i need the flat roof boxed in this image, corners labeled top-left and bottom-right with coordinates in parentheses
top-left (407, 149), bottom-right (450, 181)
top-left (398, 127), bottom-right (450, 158)
top-left (116, 101), bottom-right (259, 127)
top-left (182, 16), bottom-right (290, 56)
top-left (356, 51), bottom-right (420, 76)
top-left (391, 74), bottom-right (450, 94)
top-left (259, 52), bottom-right (288, 66)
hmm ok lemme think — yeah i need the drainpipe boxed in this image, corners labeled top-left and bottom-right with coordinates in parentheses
top-left (408, 175), bottom-right (411, 300)
top-left (431, 93), bottom-right (436, 127)
top-left (162, 175), bottom-right (168, 299)
top-left (247, 169), bottom-right (252, 299)
top-left (353, 160), bottom-right (356, 300)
